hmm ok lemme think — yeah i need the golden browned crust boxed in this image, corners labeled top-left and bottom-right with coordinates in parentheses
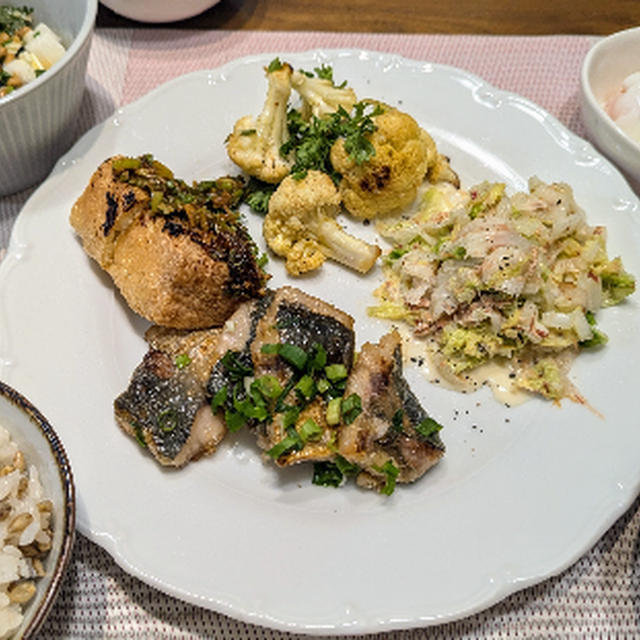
top-left (70, 157), bottom-right (256, 329)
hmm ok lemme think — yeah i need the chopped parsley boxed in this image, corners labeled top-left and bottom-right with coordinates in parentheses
top-left (0, 5), bottom-right (32, 37)
top-left (281, 101), bottom-right (384, 183)
top-left (242, 177), bottom-right (276, 215)
top-left (267, 57), bottom-right (283, 72)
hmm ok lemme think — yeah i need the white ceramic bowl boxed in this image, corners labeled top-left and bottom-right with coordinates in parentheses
top-left (580, 27), bottom-right (640, 190)
top-left (0, 381), bottom-right (75, 638)
top-left (0, 0), bottom-right (97, 197)
top-left (99, 0), bottom-right (220, 23)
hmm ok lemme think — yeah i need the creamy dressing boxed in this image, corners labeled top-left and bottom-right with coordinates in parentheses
top-left (397, 325), bottom-right (531, 406)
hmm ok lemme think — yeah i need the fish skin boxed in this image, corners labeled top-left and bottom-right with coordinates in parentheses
top-left (275, 300), bottom-right (355, 368)
top-left (114, 326), bottom-right (225, 467)
top-left (338, 330), bottom-right (445, 489)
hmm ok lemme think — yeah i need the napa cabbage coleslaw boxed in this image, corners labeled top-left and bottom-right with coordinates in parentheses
top-left (369, 177), bottom-right (636, 400)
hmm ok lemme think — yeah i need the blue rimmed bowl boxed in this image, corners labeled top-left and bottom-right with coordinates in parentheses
top-left (0, 381), bottom-right (75, 638)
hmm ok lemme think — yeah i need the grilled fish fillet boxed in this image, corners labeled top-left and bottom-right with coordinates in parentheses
top-left (70, 155), bottom-right (267, 329)
top-left (338, 330), bottom-right (445, 490)
top-left (245, 286), bottom-right (355, 464)
top-left (115, 286), bottom-right (445, 490)
top-left (114, 326), bottom-right (227, 467)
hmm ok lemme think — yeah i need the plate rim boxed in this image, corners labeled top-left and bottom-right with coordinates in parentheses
top-left (1, 48), bottom-right (639, 635)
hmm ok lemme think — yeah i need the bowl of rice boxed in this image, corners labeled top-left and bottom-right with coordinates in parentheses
top-left (0, 381), bottom-right (74, 639)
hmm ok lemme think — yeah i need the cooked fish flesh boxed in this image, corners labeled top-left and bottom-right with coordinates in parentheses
top-left (338, 330), bottom-right (445, 490)
top-left (114, 326), bottom-right (226, 467)
top-left (70, 154), bottom-right (268, 329)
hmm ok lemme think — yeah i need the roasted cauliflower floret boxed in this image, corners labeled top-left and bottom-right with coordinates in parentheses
top-left (291, 68), bottom-right (357, 120)
top-left (330, 102), bottom-right (439, 220)
top-left (226, 62), bottom-right (293, 184)
top-left (263, 170), bottom-right (381, 276)
top-left (427, 152), bottom-right (460, 188)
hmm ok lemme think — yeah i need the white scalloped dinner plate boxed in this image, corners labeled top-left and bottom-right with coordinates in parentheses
top-left (1, 50), bottom-right (639, 634)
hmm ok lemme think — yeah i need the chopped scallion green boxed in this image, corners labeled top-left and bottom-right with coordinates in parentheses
top-left (157, 409), bottom-right (178, 433)
top-left (376, 460), bottom-right (399, 496)
top-left (294, 374), bottom-right (316, 400)
top-left (210, 385), bottom-right (228, 413)
top-left (261, 343), bottom-right (308, 370)
top-left (341, 393), bottom-right (362, 425)
top-left (174, 353), bottom-right (192, 369)
top-left (325, 363), bottom-right (348, 381)
top-left (298, 418), bottom-right (322, 443)
top-left (414, 416), bottom-right (443, 439)
top-left (224, 409), bottom-right (246, 432)
top-left (325, 397), bottom-right (342, 426)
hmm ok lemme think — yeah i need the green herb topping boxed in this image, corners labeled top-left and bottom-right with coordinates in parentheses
top-left (280, 101), bottom-right (384, 184)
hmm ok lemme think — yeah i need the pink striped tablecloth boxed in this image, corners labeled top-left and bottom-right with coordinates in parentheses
top-left (2, 29), bottom-right (639, 639)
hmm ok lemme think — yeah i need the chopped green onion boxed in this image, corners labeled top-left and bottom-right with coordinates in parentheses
top-left (253, 375), bottom-right (283, 400)
top-left (282, 405), bottom-right (300, 430)
top-left (279, 344), bottom-right (308, 370)
top-left (224, 409), bottom-right (246, 432)
top-left (210, 385), bottom-right (228, 413)
top-left (261, 343), bottom-right (308, 370)
top-left (309, 343), bottom-right (327, 371)
top-left (335, 455), bottom-right (360, 476)
top-left (221, 350), bottom-right (253, 380)
top-left (414, 417), bottom-right (443, 439)
top-left (174, 353), bottom-right (192, 369)
top-left (233, 391), bottom-right (269, 422)
top-left (112, 157), bottom-right (141, 172)
top-left (294, 374), bottom-right (316, 400)
top-left (316, 377), bottom-right (330, 394)
top-left (325, 363), bottom-right (348, 382)
top-left (312, 455), bottom-right (359, 488)
top-left (267, 57), bottom-right (283, 72)
top-left (298, 418), bottom-right (322, 443)
top-left (132, 423), bottom-right (147, 448)
top-left (267, 428), bottom-right (303, 459)
top-left (341, 393), bottom-right (362, 425)
top-left (157, 409), bottom-right (178, 433)
top-left (391, 409), bottom-right (404, 433)
top-left (325, 397), bottom-right (342, 426)
top-left (150, 190), bottom-right (163, 212)
top-left (312, 461), bottom-right (344, 487)
top-left (377, 460), bottom-right (399, 496)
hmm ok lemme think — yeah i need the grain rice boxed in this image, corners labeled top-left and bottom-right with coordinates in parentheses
top-left (0, 425), bottom-right (53, 638)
